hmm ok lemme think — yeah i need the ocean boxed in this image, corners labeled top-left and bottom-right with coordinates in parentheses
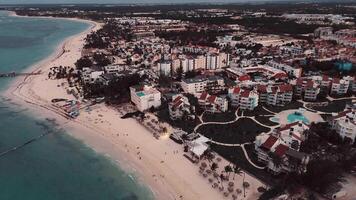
top-left (0, 11), bottom-right (154, 200)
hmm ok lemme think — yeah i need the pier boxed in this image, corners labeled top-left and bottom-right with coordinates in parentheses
top-left (0, 71), bottom-right (42, 78)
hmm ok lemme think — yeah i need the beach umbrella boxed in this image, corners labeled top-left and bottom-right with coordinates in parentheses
top-left (213, 172), bottom-right (219, 178)
top-left (219, 186), bottom-right (224, 191)
top-left (200, 162), bottom-right (207, 169)
top-left (223, 192), bottom-right (229, 197)
top-left (208, 178), bottom-right (213, 183)
top-left (228, 186), bottom-right (234, 193)
top-left (203, 173), bottom-right (208, 178)
top-left (213, 183), bottom-right (218, 188)
top-left (236, 189), bottom-right (242, 194)
top-left (232, 194), bottom-right (237, 200)
top-left (228, 182), bottom-right (234, 187)
top-left (206, 169), bottom-right (212, 174)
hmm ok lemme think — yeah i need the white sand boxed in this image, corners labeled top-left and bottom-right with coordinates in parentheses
top-left (4, 13), bottom-right (265, 200)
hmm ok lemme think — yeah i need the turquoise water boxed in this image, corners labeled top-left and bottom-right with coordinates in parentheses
top-left (270, 113), bottom-right (309, 124)
top-left (0, 11), bottom-right (154, 200)
top-left (287, 113), bottom-right (309, 124)
top-left (137, 92), bottom-right (145, 97)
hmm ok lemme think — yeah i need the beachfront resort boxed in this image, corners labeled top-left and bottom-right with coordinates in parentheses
top-left (5, 3), bottom-right (356, 200)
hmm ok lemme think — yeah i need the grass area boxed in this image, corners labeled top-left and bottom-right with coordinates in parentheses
top-left (312, 99), bottom-right (352, 113)
top-left (210, 143), bottom-right (279, 186)
top-left (202, 110), bottom-right (236, 122)
top-left (264, 101), bottom-right (304, 113)
top-left (156, 104), bottom-right (198, 133)
top-left (255, 116), bottom-right (279, 127)
top-left (243, 106), bottom-right (274, 117)
top-left (320, 114), bottom-right (332, 121)
top-left (197, 118), bottom-right (270, 144)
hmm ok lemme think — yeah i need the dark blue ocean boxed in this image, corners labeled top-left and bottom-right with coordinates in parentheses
top-left (0, 11), bottom-right (154, 200)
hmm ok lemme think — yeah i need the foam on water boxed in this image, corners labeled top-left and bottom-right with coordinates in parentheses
top-left (0, 11), bottom-right (154, 200)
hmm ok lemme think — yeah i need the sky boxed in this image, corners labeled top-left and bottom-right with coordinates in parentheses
top-left (0, 0), bottom-right (318, 5)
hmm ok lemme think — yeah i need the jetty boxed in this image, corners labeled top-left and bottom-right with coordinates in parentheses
top-left (0, 71), bottom-right (42, 78)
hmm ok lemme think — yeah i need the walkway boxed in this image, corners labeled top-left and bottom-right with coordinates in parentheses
top-left (194, 108), bottom-right (269, 170)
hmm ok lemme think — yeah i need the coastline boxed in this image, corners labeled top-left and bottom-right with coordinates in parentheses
top-left (3, 11), bottom-right (264, 200)
top-left (3, 12), bottom-right (220, 200)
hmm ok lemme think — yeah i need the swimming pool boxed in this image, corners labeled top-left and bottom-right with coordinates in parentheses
top-left (270, 112), bottom-right (310, 124)
top-left (287, 113), bottom-right (309, 124)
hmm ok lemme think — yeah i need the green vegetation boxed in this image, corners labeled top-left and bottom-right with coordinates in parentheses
top-left (202, 111), bottom-right (236, 123)
top-left (312, 99), bottom-right (352, 113)
top-left (197, 118), bottom-right (270, 144)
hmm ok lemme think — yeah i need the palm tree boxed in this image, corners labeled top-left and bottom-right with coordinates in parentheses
top-left (269, 152), bottom-right (283, 170)
top-left (211, 162), bottom-right (219, 172)
top-left (224, 165), bottom-right (233, 180)
top-left (233, 165), bottom-right (242, 180)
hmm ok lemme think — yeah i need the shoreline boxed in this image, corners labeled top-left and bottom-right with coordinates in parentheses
top-left (2, 12), bottom-right (170, 200)
top-left (3, 11), bottom-right (265, 200)
top-left (2, 12), bottom-right (223, 200)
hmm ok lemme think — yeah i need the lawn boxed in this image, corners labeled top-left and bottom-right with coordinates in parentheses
top-left (255, 116), bottom-right (279, 127)
top-left (202, 110), bottom-right (236, 122)
top-left (312, 99), bottom-right (352, 113)
top-left (263, 101), bottom-right (304, 113)
top-left (243, 106), bottom-right (274, 117)
top-left (197, 118), bottom-right (270, 144)
top-left (210, 143), bottom-right (279, 186)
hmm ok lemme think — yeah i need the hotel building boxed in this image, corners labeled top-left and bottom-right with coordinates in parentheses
top-left (130, 85), bottom-right (162, 112)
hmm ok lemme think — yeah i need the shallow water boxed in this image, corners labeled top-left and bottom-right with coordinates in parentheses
top-left (0, 11), bottom-right (154, 200)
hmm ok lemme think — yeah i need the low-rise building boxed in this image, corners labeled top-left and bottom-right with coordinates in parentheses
top-left (168, 94), bottom-right (194, 120)
top-left (331, 77), bottom-right (350, 95)
top-left (258, 84), bottom-right (293, 106)
top-left (267, 61), bottom-right (302, 78)
top-left (228, 87), bottom-right (259, 110)
top-left (254, 122), bottom-right (310, 175)
top-left (181, 75), bottom-right (225, 95)
top-left (198, 92), bottom-right (228, 113)
top-left (329, 109), bottom-right (356, 143)
top-left (130, 85), bottom-right (161, 112)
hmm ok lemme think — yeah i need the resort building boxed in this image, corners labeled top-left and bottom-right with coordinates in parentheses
top-left (158, 60), bottom-right (172, 76)
top-left (168, 94), bottom-right (194, 120)
top-left (81, 67), bottom-right (104, 84)
top-left (254, 122), bottom-right (310, 175)
top-left (198, 92), bottom-right (228, 113)
top-left (294, 79), bottom-right (320, 101)
top-left (329, 109), bottom-right (356, 143)
top-left (181, 75), bottom-right (225, 95)
top-left (130, 85), bottom-right (162, 112)
top-left (228, 87), bottom-right (259, 110)
top-left (257, 84), bottom-right (293, 106)
top-left (267, 61), bottom-right (302, 78)
top-left (330, 78), bottom-right (350, 95)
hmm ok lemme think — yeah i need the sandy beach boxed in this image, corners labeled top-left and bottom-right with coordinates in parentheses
top-left (4, 13), bottom-right (265, 200)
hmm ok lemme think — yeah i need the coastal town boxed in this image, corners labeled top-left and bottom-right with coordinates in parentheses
top-left (3, 2), bottom-right (356, 200)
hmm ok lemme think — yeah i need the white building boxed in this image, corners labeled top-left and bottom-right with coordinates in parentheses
top-left (257, 84), bottom-right (293, 106)
top-left (255, 122), bottom-right (310, 175)
top-left (168, 94), bottom-right (193, 120)
top-left (267, 61), bottom-right (302, 78)
top-left (181, 75), bottom-right (225, 95)
top-left (198, 92), bottom-right (228, 113)
top-left (81, 67), bottom-right (104, 84)
top-left (329, 109), bottom-right (356, 143)
top-left (228, 87), bottom-right (259, 110)
top-left (206, 53), bottom-right (218, 70)
top-left (158, 60), bottom-right (172, 76)
top-left (331, 78), bottom-right (350, 95)
top-left (130, 85), bottom-right (161, 112)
